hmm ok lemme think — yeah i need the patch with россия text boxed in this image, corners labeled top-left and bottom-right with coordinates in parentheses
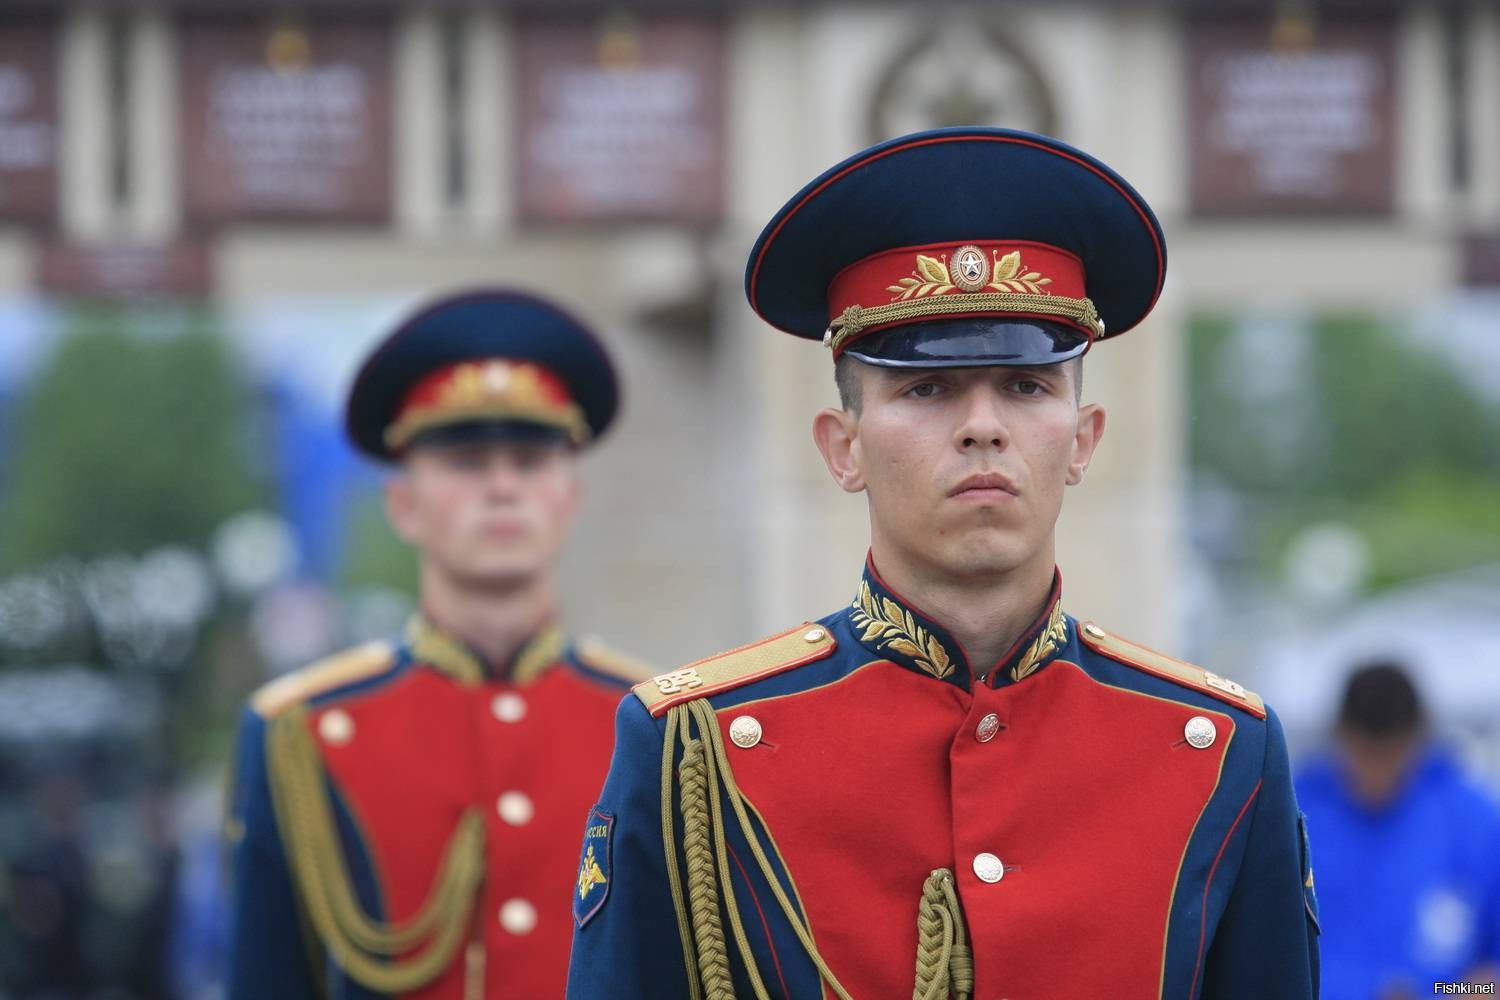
top-left (574, 805), bottom-right (613, 928)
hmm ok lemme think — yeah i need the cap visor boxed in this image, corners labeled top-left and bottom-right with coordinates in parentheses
top-left (844, 319), bottom-right (1089, 368)
top-left (401, 420), bottom-right (575, 454)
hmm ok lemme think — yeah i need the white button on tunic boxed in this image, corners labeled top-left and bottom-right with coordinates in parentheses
top-left (499, 898), bottom-right (537, 935)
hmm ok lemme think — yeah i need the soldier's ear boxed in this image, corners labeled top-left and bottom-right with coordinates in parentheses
top-left (384, 472), bottom-right (422, 544)
top-left (560, 462), bottom-right (585, 518)
top-left (812, 407), bottom-right (866, 494)
top-left (1066, 403), bottom-right (1106, 486)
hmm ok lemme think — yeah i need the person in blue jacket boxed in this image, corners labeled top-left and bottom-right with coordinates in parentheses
top-left (1297, 662), bottom-right (1500, 999)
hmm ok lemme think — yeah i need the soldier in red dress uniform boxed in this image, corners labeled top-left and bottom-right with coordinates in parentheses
top-left (567, 129), bottom-right (1320, 999)
top-left (227, 289), bottom-right (651, 999)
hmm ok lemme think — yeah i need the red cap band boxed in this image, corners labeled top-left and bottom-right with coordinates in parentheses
top-left (824, 240), bottom-right (1099, 355)
top-left (385, 359), bottom-right (587, 450)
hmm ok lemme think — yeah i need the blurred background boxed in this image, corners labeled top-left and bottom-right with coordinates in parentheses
top-left (0, 1), bottom-right (1496, 997)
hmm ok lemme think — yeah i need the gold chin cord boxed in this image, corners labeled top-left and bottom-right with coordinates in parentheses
top-left (265, 706), bottom-right (486, 994)
top-left (661, 699), bottom-right (975, 1000)
top-left (825, 291), bottom-right (1103, 354)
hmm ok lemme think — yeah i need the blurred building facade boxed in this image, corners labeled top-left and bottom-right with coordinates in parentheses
top-left (0, 0), bottom-right (1496, 692)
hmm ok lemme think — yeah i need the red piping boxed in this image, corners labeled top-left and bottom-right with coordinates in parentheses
top-left (1189, 780), bottom-right (1261, 997)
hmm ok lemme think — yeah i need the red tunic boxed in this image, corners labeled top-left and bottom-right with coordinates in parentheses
top-left (227, 616), bottom-right (649, 999)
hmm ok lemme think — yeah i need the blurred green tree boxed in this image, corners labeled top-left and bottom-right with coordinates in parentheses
top-left (0, 307), bottom-right (263, 572)
top-left (1189, 313), bottom-right (1500, 587)
top-left (341, 490), bottom-right (418, 595)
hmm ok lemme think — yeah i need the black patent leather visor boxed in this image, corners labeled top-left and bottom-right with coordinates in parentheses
top-left (844, 319), bottom-right (1089, 368)
top-left (402, 420), bottom-right (575, 454)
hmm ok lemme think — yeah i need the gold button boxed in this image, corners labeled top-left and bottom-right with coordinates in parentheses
top-left (497, 791), bottom-right (534, 826)
top-left (1083, 623), bottom-right (1106, 639)
top-left (318, 709), bottom-right (354, 746)
top-left (728, 716), bottom-right (762, 749)
top-left (804, 628), bottom-right (826, 642)
top-left (973, 853), bottom-right (1005, 884)
top-left (1184, 716), bottom-right (1217, 749)
top-left (975, 713), bottom-right (1001, 743)
top-left (498, 898), bottom-right (536, 935)
top-left (491, 693), bottom-right (526, 723)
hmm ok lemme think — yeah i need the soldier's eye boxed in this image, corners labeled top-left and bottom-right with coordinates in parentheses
top-left (907, 382), bottom-right (942, 398)
top-left (446, 450), bottom-right (487, 470)
top-left (1012, 380), bottom-right (1043, 395)
top-left (511, 446), bottom-right (549, 471)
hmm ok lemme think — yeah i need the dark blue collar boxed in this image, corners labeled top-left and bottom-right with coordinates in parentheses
top-left (848, 557), bottom-right (1070, 691)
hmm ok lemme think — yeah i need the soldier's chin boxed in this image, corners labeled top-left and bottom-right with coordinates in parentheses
top-left (934, 535), bottom-right (1032, 580)
top-left (447, 557), bottom-right (546, 593)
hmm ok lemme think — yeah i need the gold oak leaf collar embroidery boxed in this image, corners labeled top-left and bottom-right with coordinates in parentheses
top-left (848, 566), bottom-right (1071, 688)
top-left (406, 614), bottom-right (564, 686)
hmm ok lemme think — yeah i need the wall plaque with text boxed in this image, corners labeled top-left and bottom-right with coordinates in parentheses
top-left (515, 17), bottom-right (726, 226)
top-left (37, 240), bottom-right (211, 299)
top-left (0, 19), bottom-right (57, 224)
top-left (1189, 17), bottom-right (1397, 216)
top-left (181, 17), bottom-right (392, 224)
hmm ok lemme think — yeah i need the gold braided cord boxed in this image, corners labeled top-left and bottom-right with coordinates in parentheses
top-left (268, 706), bottom-right (480, 951)
top-left (685, 699), bottom-right (856, 1000)
top-left (384, 402), bottom-right (589, 451)
top-left (660, 711), bottom-right (705, 1000)
top-left (463, 939), bottom-right (485, 1000)
top-left (668, 708), bottom-right (771, 1000)
top-left (912, 870), bottom-right (973, 1000)
top-left (827, 292), bottom-right (1102, 352)
top-left (679, 737), bottom-right (735, 999)
top-left (690, 711), bottom-right (773, 1000)
top-left (265, 707), bottom-right (485, 993)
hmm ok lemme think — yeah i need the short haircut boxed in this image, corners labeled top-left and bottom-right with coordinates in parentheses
top-left (1337, 661), bottom-right (1425, 739)
top-left (834, 353), bottom-right (864, 411)
top-left (833, 354), bottom-right (1083, 412)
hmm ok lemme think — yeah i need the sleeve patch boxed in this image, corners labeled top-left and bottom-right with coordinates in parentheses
top-left (573, 805), bottom-right (613, 928)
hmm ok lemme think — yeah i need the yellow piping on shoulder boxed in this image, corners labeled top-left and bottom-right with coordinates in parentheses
top-left (1078, 623), bottom-right (1266, 719)
top-left (575, 635), bottom-right (657, 685)
top-left (250, 642), bottom-right (394, 718)
top-left (634, 623), bottom-right (837, 716)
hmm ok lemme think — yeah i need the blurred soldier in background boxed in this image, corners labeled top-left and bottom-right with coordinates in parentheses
top-left (1297, 662), bottom-right (1500, 999)
top-left (226, 290), bottom-right (652, 999)
top-left (568, 128), bottom-right (1318, 999)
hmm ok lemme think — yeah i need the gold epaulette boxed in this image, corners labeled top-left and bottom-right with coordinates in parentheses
top-left (574, 636), bottom-right (657, 685)
top-left (250, 642), bottom-right (395, 719)
top-left (632, 622), bottom-right (838, 718)
top-left (1078, 622), bottom-right (1266, 719)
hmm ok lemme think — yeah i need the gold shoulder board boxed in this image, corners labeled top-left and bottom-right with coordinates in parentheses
top-left (1078, 622), bottom-right (1266, 719)
top-left (250, 642), bottom-right (394, 719)
top-left (574, 636), bottom-right (657, 685)
top-left (632, 622), bottom-right (837, 718)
